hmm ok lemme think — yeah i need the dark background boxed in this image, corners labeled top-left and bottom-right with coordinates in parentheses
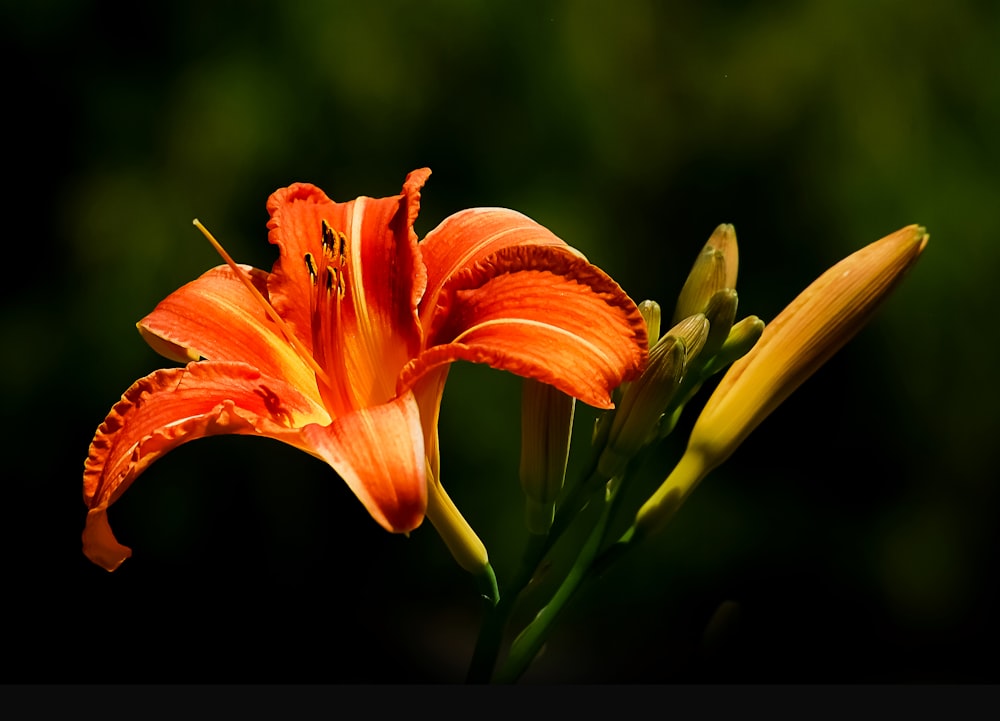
top-left (3, 0), bottom-right (997, 682)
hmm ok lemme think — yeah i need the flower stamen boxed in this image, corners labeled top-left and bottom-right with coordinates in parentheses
top-left (193, 219), bottom-right (333, 390)
top-left (306, 219), bottom-right (357, 415)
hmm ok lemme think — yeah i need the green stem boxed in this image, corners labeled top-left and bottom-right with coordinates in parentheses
top-left (465, 532), bottom-right (547, 683)
top-left (464, 413), bottom-right (617, 682)
top-left (468, 357), bottom-right (719, 681)
top-left (494, 476), bottom-right (627, 683)
top-left (464, 461), bottom-right (610, 682)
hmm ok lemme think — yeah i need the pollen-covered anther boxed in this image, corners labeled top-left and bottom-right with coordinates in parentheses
top-left (321, 219), bottom-right (336, 253)
top-left (321, 219), bottom-right (347, 263)
top-left (317, 220), bottom-right (348, 298)
top-left (321, 265), bottom-right (345, 298)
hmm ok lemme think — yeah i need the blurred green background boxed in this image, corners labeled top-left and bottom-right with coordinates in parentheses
top-left (4, 0), bottom-right (997, 682)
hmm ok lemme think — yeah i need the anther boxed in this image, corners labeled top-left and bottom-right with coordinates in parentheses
top-left (321, 220), bottom-right (336, 254)
top-left (335, 229), bottom-right (346, 262)
top-left (304, 253), bottom-right (318, 283)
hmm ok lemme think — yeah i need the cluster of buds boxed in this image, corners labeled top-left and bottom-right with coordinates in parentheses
top-left (597, 224), bottom-right (761, 479)
top-left (501, 221), bottom-right (926, 685)
top-left (518, 221), bottom-right (927, 543)
top-left (517, 223), bottom-right (759, 532)
top-left (596, 312), bottom-right (707, 478)
top-left (636, 224), bottom-right (928, 537)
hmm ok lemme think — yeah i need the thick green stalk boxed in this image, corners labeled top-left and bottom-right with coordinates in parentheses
top-left (464, 456), bottom-right (609, 682)
top-left (494, 488), bottom-right (616, 683)
top-left (465, 532), bottom-right (547, 683)
top-left (464, 412), bottom-right (624, 682)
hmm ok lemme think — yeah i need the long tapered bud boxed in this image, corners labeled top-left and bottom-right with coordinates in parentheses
top-left (520, 379), bottom-right (576, 533)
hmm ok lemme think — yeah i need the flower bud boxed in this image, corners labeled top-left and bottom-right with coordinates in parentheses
top-left (636, 224), bottom-right (928, 537)
top-left (520, 379), bottom-right (576, 533)
top-left (637, 300), bottom-right (662, 345)
top-left (615, 299), bottom-right (665, 402)
top-left (698, 315), bottom-right (765, 379)
top-left (700, 288), bottom-right (739, 361)
top-left (598, 315), bottom-right (709, 478)
top-left (670, 312), bottom-right (711, 362)
top-left (673, 223), bottom-right (739, 323)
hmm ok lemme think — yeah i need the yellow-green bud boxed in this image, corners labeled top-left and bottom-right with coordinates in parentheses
top-left (673, 223), bottom-right (739, 323)
top-left (597, 314), bottom-right (709, 478)
top-left (637, 300), bottom-right (662, 344)
top-left (520, 379), bottom-right (576, 533)
top-left (698, 315), bottom-right (766, 379)
top-left (669, 313), bottom-right (711, 361)
top-left (654, 303), bottom-right (748, 441)
top-left (719, 314), bottom-right (765, 363)
top-left (700, 288), bottom-right (739, 360)
top-left (636, 224), bottom-right (928, 538)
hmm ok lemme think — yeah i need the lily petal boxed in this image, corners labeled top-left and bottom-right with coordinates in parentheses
top-left (419, 207), bottom-right (580, 328)
top-left (138, 265), bottom-right (319, 397)
top-left (300, 391), bottom-right (427, 533)
top-left (265, 173), bottom-right (428, 405)
top-left (83, 361), bottom-right (330, 571)
top-left (401, 245), bottom-right (647, 409)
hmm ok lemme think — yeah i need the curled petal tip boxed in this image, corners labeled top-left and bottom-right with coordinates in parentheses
top-left (82, 508), bottom-right (132, 572)
top-left (137, 323), bottom-right (201, 364)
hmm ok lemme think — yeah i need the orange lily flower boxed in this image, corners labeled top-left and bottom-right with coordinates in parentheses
top-left (83, 168), bottom-right (647, 572)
